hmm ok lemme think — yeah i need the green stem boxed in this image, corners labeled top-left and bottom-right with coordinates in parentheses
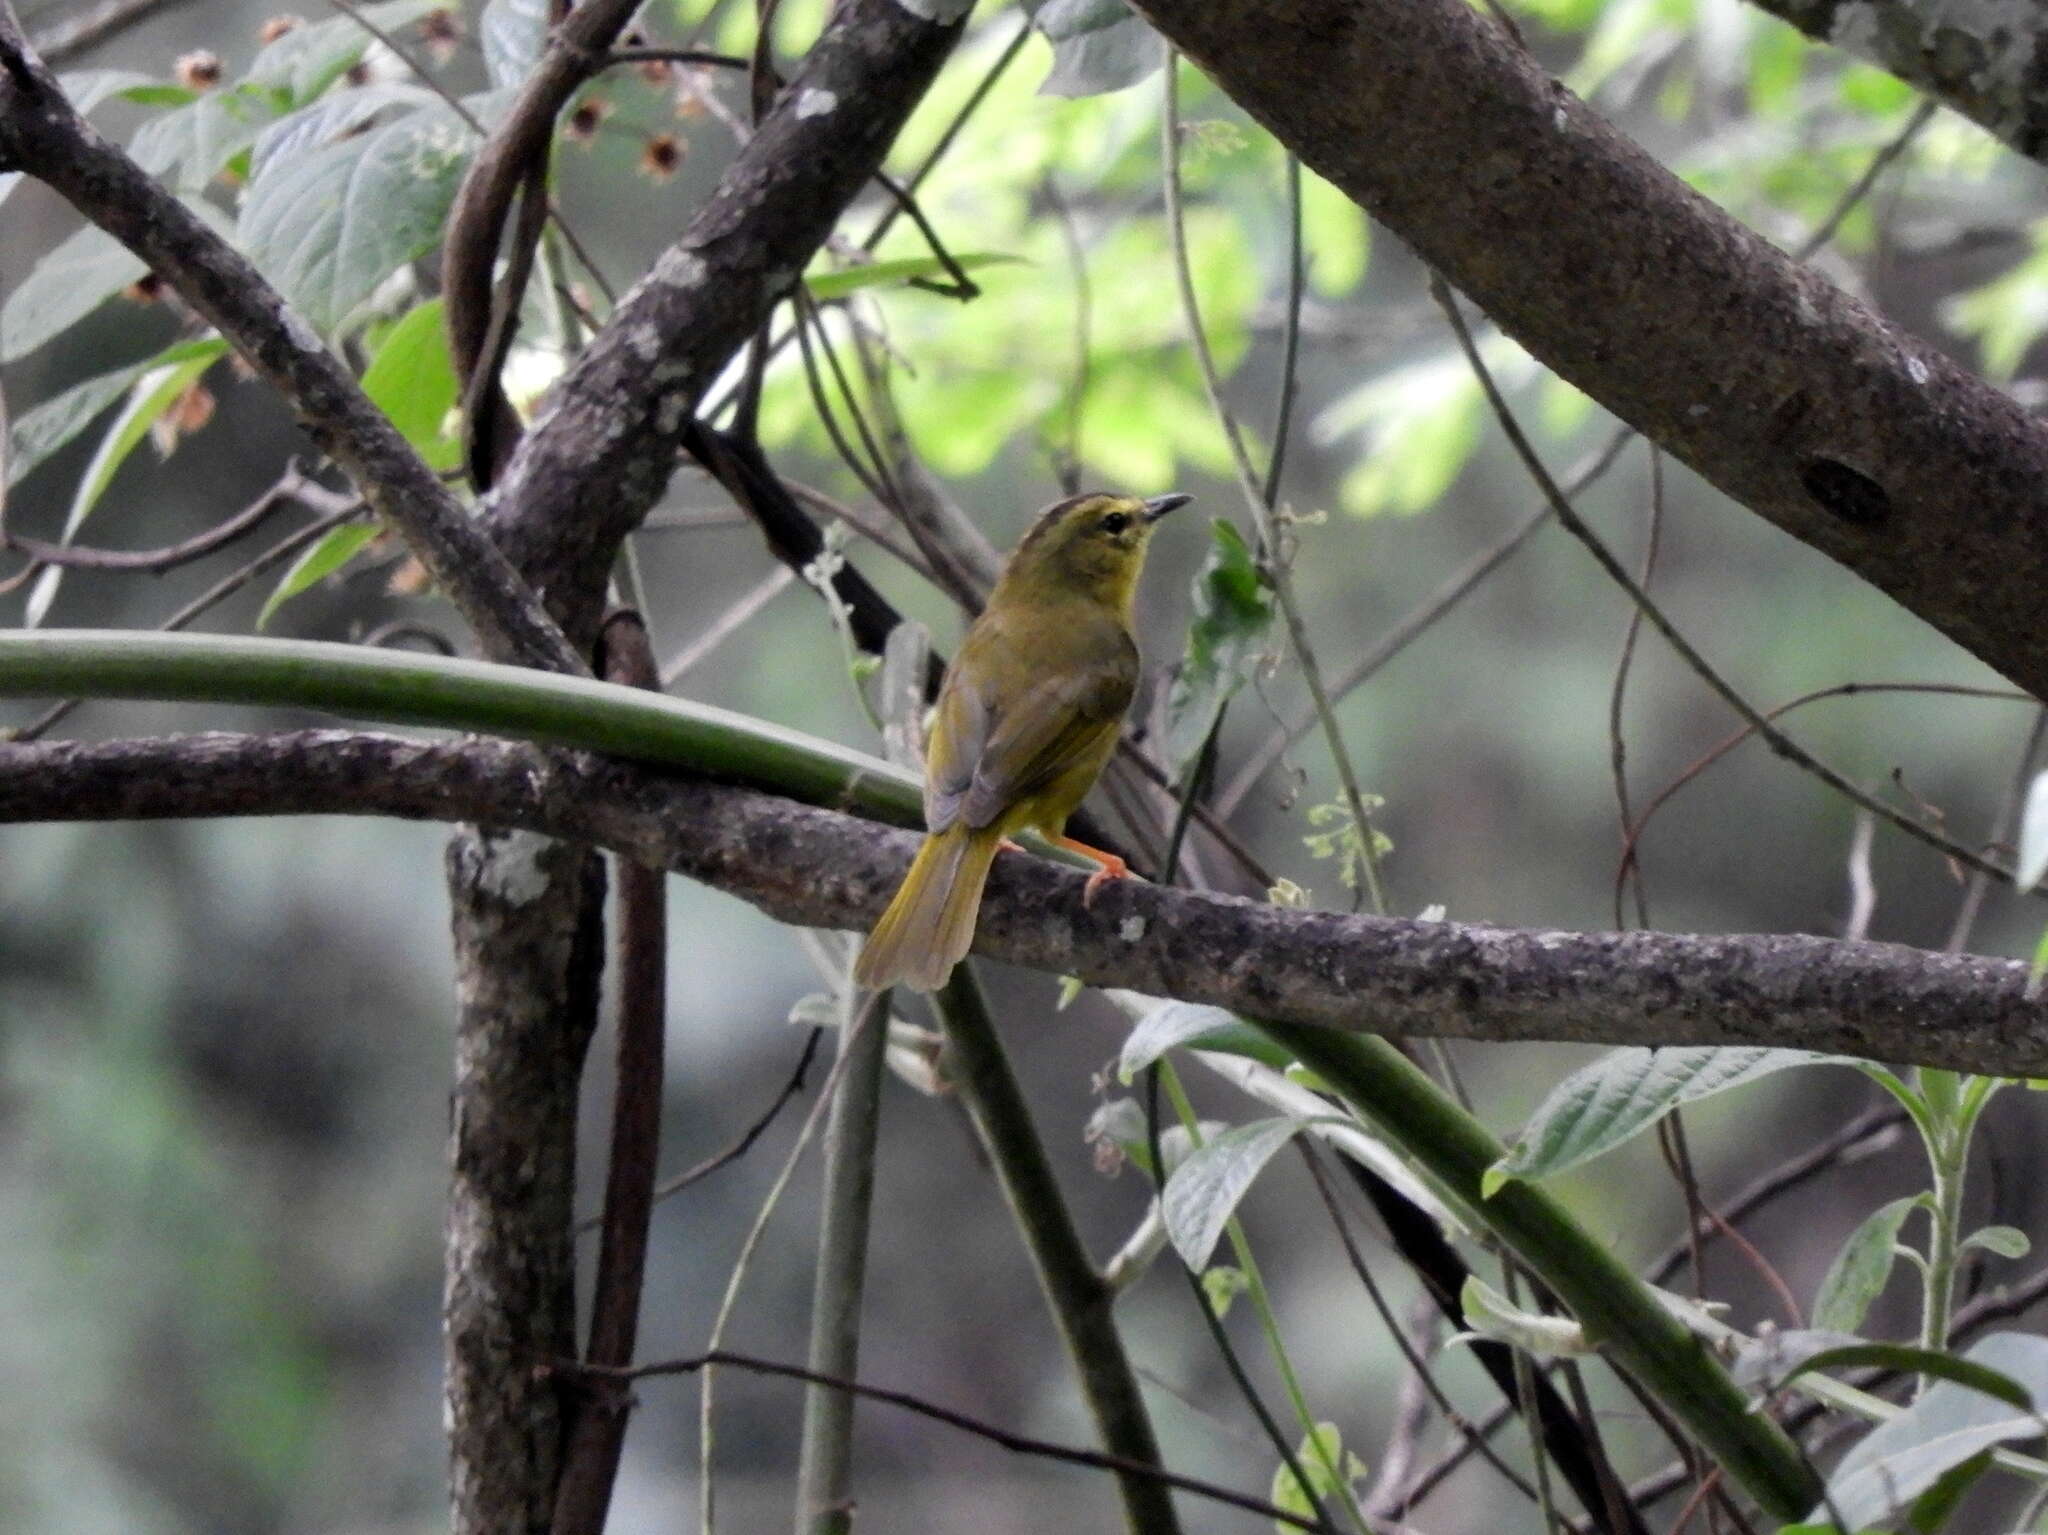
top-left (1915, 1073), bottom-right (1999, 1391)
top-left (1253, 1018), bottom-right (1822, 1521)
top-left (933, 968), bottom-right (1182, 1535)
top-left (794, 988), bottom-right (892, 1534)
top-left (0, 628), bottom-right (922, 821)
top-left (1156, 1064), bottom-right (1370, 1533)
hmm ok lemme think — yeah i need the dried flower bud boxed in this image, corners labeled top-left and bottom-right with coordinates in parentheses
top-left (638, 132), bottom-right (683, 182)
top-left (151, 383), bottom-right (216, 456)
top-left (258, 15), bottom-right (302, 44)
top-left (419, 9), bottom-right (461, 63)
top-left (563, 97), bottom-right (610, 145)
top-left (174, 51), bottom-right (222, 89)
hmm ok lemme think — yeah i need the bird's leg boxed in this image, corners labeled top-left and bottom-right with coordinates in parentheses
top-left (1000, 837), bottom-right (1026, 854)
top-left (1054, 835), bottom-right (1130, 906)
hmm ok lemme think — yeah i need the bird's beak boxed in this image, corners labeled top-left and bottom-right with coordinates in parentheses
top-left (1142, 492), bottom-right (1192, 523)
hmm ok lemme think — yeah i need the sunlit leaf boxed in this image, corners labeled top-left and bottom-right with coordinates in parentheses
top-left (257, 520), bottom-right (381, 628)
top-left (359, 298), bottom-right (462, 471)
top-left (1458, 1275), bottom-right (1589, 1356)
top-left (1118, 999), bottom-right (1288, 1080)
top-left (1268, 1422), bottom-right (1366, 1532)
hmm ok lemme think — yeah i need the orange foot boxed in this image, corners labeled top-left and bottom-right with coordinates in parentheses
top-left (1055, 835), bottom-right (1130, 907)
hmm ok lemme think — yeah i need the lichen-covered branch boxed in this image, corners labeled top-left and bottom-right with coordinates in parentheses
top-left (1129, 0), bottom-right (2048, 701)
top-left (1743, 0), bottom-right (2048, 162)
top-left (4, 729), bottom-right (2039, 1075)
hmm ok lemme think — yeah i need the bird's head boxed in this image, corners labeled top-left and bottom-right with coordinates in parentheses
top-left (1000, 490), bottom-right (1191, 612)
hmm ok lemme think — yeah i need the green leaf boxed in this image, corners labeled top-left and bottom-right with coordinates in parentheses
top-left (24, 340), bottom-right (229, 627)
top-left (1160, 1117), bottom-right (1303, 1270)
top-left (1269, 1422), bottom-right (1366, 1533)
top-left (1961, 1224), bottom-right (2030, 1260)
top-left (1490, 1046), bottom-right (1835, 1188)
top-left (1201, 1263), bottom-right (1248, 1319)
top-left (239, 99), bottom-right (485, 334)
top-left (248, 0), bottom-right (445, 104)
top-left (1162, 518), bottom-right (1275, 778)
top-left (130, 83), bottom-right (289, 192)
top-left (1812, 1195), bottom-right (1924, 1334)
top-left (479, 0), bottom-right (551, 90)
top-left (804, 252), bottom-right (1023, 301)
top-left (359, 298), bottom-right (462, 471)
top-left (257, 521), bottom-right (380, 628)
top-left (1905, 1447), bottom-right (1992, 1534)
top-left (1026, 0), bottom-right (1165, 98)
top-left (249, 81), bottom-right (440, 182)
top-left (1458, 1275), bottom-right (1588, 1356)
top-left (6, 337), bottom-right (227, 488)
top-left (1119, 999), bottom-right (1290, 1080)
top-left (0, 222), bottom-right (149, 362)
top-left (1814, 1333), bottom-right (2048, 1530)
top-left (1779, 1343), bottom-right (2031, 1412)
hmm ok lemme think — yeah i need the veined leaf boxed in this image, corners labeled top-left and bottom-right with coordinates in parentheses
top-left (257, 520), bottom-right (381, 629)
top-left (1161, 1116), bottom-right (1305, 1270)
top-left (1119, 999), bottom-right (1288, 1080)
top-left (249, 81), bottom-right (440, 182)
top-left (130, 82), bottom-right (288, 192)
top-left (1486, 1046), bottom-right (1836, 1192)
top-left (240, 99), bottom-right (485, 333)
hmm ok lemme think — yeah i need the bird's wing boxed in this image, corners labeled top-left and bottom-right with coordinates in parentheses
top-left (951, 664), bottom-right (1133, 832)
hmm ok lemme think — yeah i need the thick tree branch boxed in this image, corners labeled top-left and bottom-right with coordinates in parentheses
top-left (479, 0), bottom-right (964, 645)
top-left (0, 5), bottom-right (581, 676)
top-left (1130, 0), bottom-right (2048, 700)
top-left (5, 729), bottom-right (2041, 1074)
top-left (1742, 0), bottom-right (2048, 161)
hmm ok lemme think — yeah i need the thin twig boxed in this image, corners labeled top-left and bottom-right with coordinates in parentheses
top-left (1609, 445), bottom-right (1663, 929)
top-left (30, 0), bottom-right (183, 62)
top-left (2, 468), bottom-right (309, 571)
top-left (1616, 681), bottom-right (2032, 909)
top-left (1163, 54), bottom-right (1385, 911)
top-left (576, 1347), bottom-right (1348, 1533)
top-left (660, 565), bottom-right (794, 685)
top-left (1430, 275), bottom-right (2030, 892)
top-left (552, 614), bottom-right (667, 1535)
top-left (1947, 706), bottom-right (2048, 953)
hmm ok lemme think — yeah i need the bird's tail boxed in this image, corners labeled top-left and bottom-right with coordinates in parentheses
top-left (853, 828), bottom-right (1001, 993)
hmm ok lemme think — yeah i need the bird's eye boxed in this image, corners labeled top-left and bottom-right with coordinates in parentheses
top-left (1100, 511), bottom-right (1131, 535)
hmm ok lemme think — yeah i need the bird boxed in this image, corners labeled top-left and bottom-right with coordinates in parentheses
top-left (853, 489), bottom-right (1191, 993)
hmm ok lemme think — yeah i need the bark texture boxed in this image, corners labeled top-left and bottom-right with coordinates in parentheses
top-left (1747, 0), bottom-right (2048, 160)
top-left (1131, 0), bottom-right (2048, 700)
top-left (6, 729), bottom-right (2039, 1076)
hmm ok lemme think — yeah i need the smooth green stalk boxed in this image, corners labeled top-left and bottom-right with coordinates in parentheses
top-left (795, 988), bottom-right (892, 1534)
top-left (0, 629), bottom-right (923, 820)
top-left (1156, 1062), bottom-right (1369, 1533)
top-left (1913, 1072), bottom-right (2001, 1391)
top-left (1253, 1018), bottom-right (1823, 1521)
top-left (933, 968), bottom-right (1181, 1535)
